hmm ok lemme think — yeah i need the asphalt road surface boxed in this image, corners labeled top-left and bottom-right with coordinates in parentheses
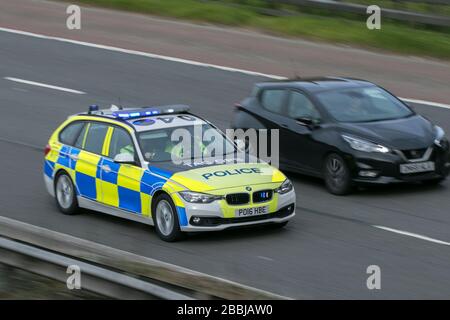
top-left (1, 30), bottom-right (450, 299)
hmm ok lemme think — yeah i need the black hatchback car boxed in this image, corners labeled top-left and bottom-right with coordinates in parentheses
top-left (231, 77), bottom-right (450, 195)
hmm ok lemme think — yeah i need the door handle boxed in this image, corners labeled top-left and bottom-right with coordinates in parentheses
top-left (101, 165), bottom-right (112, 173)
top-left (280, 124), bottom-right (289, 129)
top-left (69, 154), bottom-right (79, 161)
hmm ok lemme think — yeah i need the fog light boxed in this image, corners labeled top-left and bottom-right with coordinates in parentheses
top-left (359, 170), bottom-right (378, 178)
top-left (192, 217), bottom-right (201, 224)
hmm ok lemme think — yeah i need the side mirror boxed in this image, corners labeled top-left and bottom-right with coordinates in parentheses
top-left (296, 117), bottom-right (320, 128)
top-left (113, 153), bottom-right (136, 164)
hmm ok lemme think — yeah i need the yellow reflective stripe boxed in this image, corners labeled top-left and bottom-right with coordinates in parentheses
top-left (81, 123), bottom-right (90, 149)
top-left (271, 168), bottom-right (286, 183)
top-left (75, 150), bottom-right (101, 176)
top-left (141, 194), bottom-right (151, 217)
top-left (117, 165), bottom-right (143, 192)
top-left (102, 127), bottom-right (114, 156)
top-left (102, 181), bottom-right (119, 207)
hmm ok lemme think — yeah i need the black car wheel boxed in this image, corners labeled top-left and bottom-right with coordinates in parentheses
top-left (54, 172), bottom-right (79, 215)
top-left (152, 193), bottom-right (184, 242)
top-left (323, 153), bottom-right (352, 195)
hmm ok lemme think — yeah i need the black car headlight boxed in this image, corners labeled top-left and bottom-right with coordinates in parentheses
top-left (179, 191), bottom-right (223, 203)
top-left (275, 179), bottom-right (293, 194)
top-left (342, 135), bottom-right (390, 153)
top-left (434, 126), bottom-right (446, 147)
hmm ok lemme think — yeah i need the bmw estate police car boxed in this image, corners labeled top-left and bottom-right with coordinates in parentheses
top-left (44, 105), bottom-right (295, 241)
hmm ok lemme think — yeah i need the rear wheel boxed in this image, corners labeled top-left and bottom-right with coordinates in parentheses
top-left (323, 153), bottom-right (352, 195)
top-left (55, 172), bottom-right (78, 215)
top-left (152, 194), bottom-right (184, 242)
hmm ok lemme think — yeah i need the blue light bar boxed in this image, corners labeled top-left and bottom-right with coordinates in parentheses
top-left (112, 105), bottom-right (190, 120)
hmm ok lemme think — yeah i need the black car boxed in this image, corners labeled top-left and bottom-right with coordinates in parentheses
top-left (231, 77), bottom-right (450, 195)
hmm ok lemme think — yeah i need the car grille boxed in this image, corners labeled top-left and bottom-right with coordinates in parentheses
top-left (402, 148), bottom-right (427, 160)
top-left (253, 190), bottom-right (273, 203)
top-left (226, 193), bottom-right (250, 205)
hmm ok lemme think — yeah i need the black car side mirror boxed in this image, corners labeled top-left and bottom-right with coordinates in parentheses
top-left (296, 117), bottom-right (320, 129)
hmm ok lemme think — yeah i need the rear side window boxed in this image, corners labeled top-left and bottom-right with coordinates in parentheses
top-left (109, 127), bottom-right (135, 159)
top-left (59, 122), bottom-right (85, 146)
top-left (260, 89), bottom-right (285, 114)
top-left (84, 122), bottom-right (109, 155)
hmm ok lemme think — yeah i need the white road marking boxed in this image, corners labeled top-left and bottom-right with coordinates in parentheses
top-left (400, 98), bottom-right (450, 110)
top-left (0, 26), bottom-right (448, 109)
top-left (4, 77), bottom-right (85, 94)
top-left (373, 225), bottom-right (450, 246)
top-left (257, 256), bottom-right (274, 261)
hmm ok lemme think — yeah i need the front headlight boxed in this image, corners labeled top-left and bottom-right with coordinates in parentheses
top-left (342, 135), bottom-right (390, 153)
top-left (434, 125), bottom-right (445, 147)
top-left (179, 191), bottom-right (223, 204)
top-left (275, 179), bottom-right (293, 194)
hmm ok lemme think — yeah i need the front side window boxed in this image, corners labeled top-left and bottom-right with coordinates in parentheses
top-left (83, 122), bottom-right (109, 155)
top-left (109, 127), bottom-right (135, 159)
top-left (260, 89), bottom-right (286, 114)
top-left (316, 86), bottom-right (413, 123)
top-left (287, 91), bottom-right (321, 120)
top-left (59, 121), bottom-right (85, 146)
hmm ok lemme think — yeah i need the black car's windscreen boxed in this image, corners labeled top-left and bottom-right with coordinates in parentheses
top-left (316, 86), bottom-right (413, 123)
top-left (138, 124), bottom-right (236, 162)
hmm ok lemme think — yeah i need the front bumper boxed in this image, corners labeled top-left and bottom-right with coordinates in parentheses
top-left (345, 144), bottom-right (450, 185)
top-left (178, 189), bottom-right (296, 232)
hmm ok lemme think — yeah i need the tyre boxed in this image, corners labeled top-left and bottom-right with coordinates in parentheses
top-left (54, 172), bottom-right (78, 215)
top-left (152, 193), bottom-right (184, 242)
top-left (323, 153), bottom-right (352, 195)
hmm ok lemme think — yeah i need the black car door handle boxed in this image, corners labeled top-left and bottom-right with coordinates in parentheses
top-left (280, 124), bottom-right (289, 128)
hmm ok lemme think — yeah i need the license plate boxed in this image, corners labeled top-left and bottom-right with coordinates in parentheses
top-left (235, 206), bottom-right (269, 217)
top-left (400, 161), bottom-right (435, 174)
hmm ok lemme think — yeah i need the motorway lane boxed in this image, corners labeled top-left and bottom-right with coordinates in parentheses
top-left (1, 30), bottom-right (450, 298)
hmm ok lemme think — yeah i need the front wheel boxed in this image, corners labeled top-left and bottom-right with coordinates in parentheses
top-left (323, 153), bottom-right (352, 195)
top-left (152, 194), bottom-right (184, 242)
top-left (55, 172), bottom-right (78, 215)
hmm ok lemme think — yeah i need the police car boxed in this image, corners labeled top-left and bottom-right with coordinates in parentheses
top-left (43, 105), bottom-right (296, 241)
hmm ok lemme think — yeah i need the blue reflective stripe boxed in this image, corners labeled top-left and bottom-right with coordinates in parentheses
top-left (68, 148), bottom-right (81, 170)
top-left (118, 186), bottom-right (141, 213)
top-left (141, 171), bottom-right (167, 195)
top-left (44, 160), bottom-right (54, 178)
top-left (149, 166), bottom-right (173, 179)
top-left (76, 172), bottom-right (96, 199)
top-left (177, 207), bottom-right (188, 226)
top-left (100, 158), bottom-right (120, 183)
top-left (57, 145), bottom-right (71, 168)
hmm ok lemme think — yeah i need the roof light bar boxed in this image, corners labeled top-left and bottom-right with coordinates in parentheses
top-left (111, 105), bottom-right (190, 120)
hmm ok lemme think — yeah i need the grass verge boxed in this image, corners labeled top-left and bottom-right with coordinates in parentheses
top-left (60, 0), bottom-right (450, 59)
